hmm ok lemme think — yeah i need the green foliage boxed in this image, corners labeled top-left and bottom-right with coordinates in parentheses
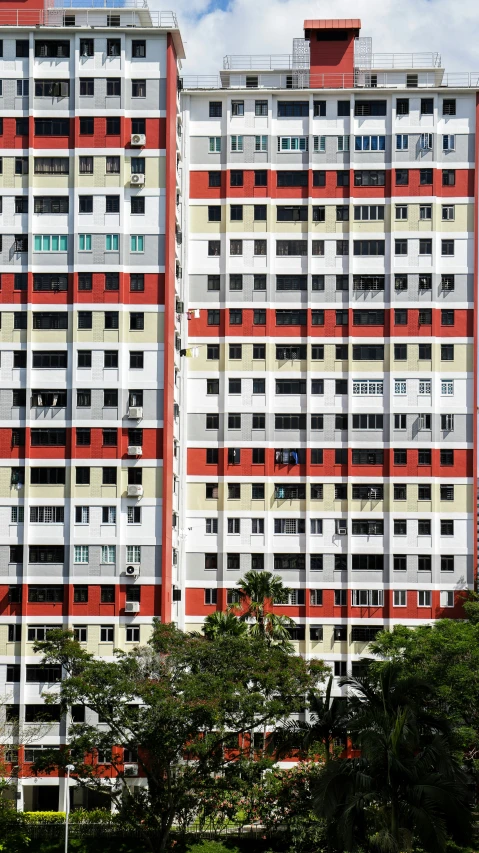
top-left (187, 841), bottom-right (239, 853)
top-left (32, 622), bottom-right (325, 852)
top-left (22, 809), bottom-right (114, 825)
top-left (370, 608), bottom-right (479, 753)
top-left (314, 664), bottom-right (473, 853)
top-left (23, 811), bottom-right (66, 824)
top-left (236, 571), bottom-right (295, 648)
top-left (0, 798), bottom-right (30, 853)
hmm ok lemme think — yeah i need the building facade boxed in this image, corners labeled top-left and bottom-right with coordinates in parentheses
top-left (181, 20), bottom-right (476, 675)
top-left (0, 0), bottom-right (184, 809)
top-left (0, 8), bottom-right (477, 810)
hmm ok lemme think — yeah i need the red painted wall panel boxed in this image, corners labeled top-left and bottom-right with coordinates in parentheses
top-left (188, 308), bottom-right (473, 338)
top-left (186, 448), bottom-right (472, 478)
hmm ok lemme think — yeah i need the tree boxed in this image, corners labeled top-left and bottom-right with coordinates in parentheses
top-left (314, 664), bottom-right (473, 853)
top-left (33, 623), bottom-right (327, 853)
top-left (268, 676), bottom-right (349, 766)
top-left (202, 609), bottom-right (248, 640)
top-left (370, 610), bottom-right (479, 754)
top-left (236, 570), bottom-right (294, 647)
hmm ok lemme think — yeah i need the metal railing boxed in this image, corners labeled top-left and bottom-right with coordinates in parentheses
top-left (47, 0), bottom-right (149, 7)
top-left (0, 7), bottom-right (178, 27)
top-left (224, 51), bottom-right (442, 72)
top-left (223, 54), bottom-right (295, 70)
top-left (183, 70), bottom-right (479, 90)
top-left (356, 52), bottom-right (442, 69)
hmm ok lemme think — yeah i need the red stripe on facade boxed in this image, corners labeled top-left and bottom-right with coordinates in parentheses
top-left (189, 168), bottom-right (474, 199)
top-left (188, 308), bottom-right (473, 338)
top-left (186, 448), bottom-right (473, 479)
top-left (185, 588), bottom-right (465, 620)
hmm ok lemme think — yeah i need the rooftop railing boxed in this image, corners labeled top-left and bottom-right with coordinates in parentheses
top-left (183, 70), bottom-right (479, 90)
top-left (0, 7), bottom-right (178, 27)
top-left (223, 51), bottom-right (442, 72)
top-left (47, 0), bottom-right (149, 7)
top-left (224, 54), bottom-right (296, 70)
top-left (356, 52), bottom-right (442, 69)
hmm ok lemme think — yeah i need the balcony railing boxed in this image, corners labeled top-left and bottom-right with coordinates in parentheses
top-left (183, 70), bottom-right (479, 90)
top-left (0, 7), bottom-right (178, 27)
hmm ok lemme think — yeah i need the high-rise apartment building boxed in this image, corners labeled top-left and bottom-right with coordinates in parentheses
top-left (0, 0), bottom-right (184, 809)
top-left (181, 20), bottom-right (475, 675)
top-left (1, 7), bottom-right (477, 811)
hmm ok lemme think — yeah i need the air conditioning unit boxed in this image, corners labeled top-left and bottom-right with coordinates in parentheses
top-left (125, 565), bottom-right (140, 577)
top-left (127, 484), bottom-right (144, 497)
top-left (124, 763), bottom-right (139, 776)
top-left (130, 173), bottom-right (145, 186)
top-left (128, 406), bottom-right (143, 419)
top-left (125, 601), bottom-right (140, 613)
top-left (336, 522), bottom-right (347, 535)
top-left (176, 300), bottom-right (184, 313)
top-left (130, 134), bottom-right (146, 146)
top-left (128, 446), bottom-right (143, 456)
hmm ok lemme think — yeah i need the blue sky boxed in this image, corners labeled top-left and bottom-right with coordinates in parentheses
top-left (163, 0), bottom-right (478, 75)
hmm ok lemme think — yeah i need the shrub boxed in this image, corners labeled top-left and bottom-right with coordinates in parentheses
top-left (187, 842), bottom-right (239, 853)
top-left (23, 811), bottom-right (65, 824)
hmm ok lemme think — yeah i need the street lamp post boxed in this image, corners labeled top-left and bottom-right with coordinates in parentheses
top-left (64, 764), bottom-right (75, 853)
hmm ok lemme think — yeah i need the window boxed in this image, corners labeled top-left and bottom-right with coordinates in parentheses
top-left (230, 170), bottom-right (243, 187)
top-left (418, 343), bottom-right (431, 360)
top-left (395, 169), bottom-right (409, 185)
top-left (419, 379), bottom-right (431, 395)
top-left (231, 100), bottom-right (244, 116)
top-left (440, 485), bottom-right (454, 501)
top-left (209, 101), bottom-right (222, 117)
top-left (418, 591), bottom-right (432, 607)
top-left (442, 240), bottom-right (454, 257)
top-left (396, 97), bottom-right (409, 115)
top-left (231, 135), bottom-right (243, 152)
top-left (355, 135), bottom-right (385, 151)
top-left (441, 520), bottom-right (454, 536)
top-left (79, 77), bottom-right (95, 98)
top-left (354, 171), bottom-right (385, 187)
top-left (255, 135), bottom-right (268, 151)
top-left (103, 118), bottom-right (121, 140)
top-left (443, 169), bottom-right (455, 186)
top-left (74, 545), bottom-right (89, 565)
top-left (441, 379), bottom-right (454, 396)
top-left (441, 344), bottom-right (454, 361)
top-left (354, 100), bottom-right (386, 116)
top-left (99, 626), bottom-right (114, 643)
top-left (277, 101), bottom-right (308, 117)
top-left (420, 98), bottom-right (433, 115)
top-left (204, 589), bottom-right (217, 605)
top-left (278, 136), bottom-right (308, 152)
top-left (206, 135), bottom-right (223, 156)
top-left (101, 545), bottom-right (116, 564)
top-left (78, 233), bottom-right (92, 253)
top-left (351, 589), bottom-right (384, 605)
top-left (131, 79), bottom-right (146, 98)
top-left (440, 449), bottom-right (454, 466)
top-left (441, 275), bottom-right (455, 292)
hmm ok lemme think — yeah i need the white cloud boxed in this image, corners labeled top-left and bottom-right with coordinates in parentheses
top-left (154, 0), bottom-right (479, 78)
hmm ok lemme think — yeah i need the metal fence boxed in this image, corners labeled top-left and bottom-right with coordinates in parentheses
top-left (182, 71), bottom-right (479, 90)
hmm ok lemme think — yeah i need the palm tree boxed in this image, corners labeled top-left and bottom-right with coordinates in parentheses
top-left (268, 676), bottom-right (349, 765)
top-left (236, 570), bottom-right (294, 647)
top-left (314, 663), bottom-right (473, 853)
top-left (202, 609), bottom-right (248, 640)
